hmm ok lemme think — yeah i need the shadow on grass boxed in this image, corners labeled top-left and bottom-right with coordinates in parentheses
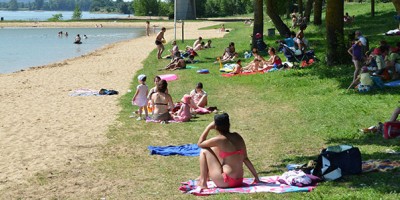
top-left (326, 133), bottom-right (400, 149)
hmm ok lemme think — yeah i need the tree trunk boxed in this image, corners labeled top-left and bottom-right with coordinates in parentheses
top-left (371, 0), bottom-right (375, 17)
top-left (297, 0), bottom-right (303, 16)
top-left (326, 0), bottom-right (346, 66)
top-left (393, 0), bottom-right (400, 15)
top-left (252, 0), bottom-right (263, 49)
top-left (266, 0), bottom-right (291, 36)
top-left (304, 0), bottom-right (314, 22)
top-left (314, 0), bottom-right (323, 25)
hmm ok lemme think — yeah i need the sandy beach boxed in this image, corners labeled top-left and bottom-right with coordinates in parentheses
top-left (0, 21), bottom-right (226, 198)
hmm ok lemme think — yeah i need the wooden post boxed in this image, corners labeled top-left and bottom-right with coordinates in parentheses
top-left (182, 21), bottom-right (184, 43)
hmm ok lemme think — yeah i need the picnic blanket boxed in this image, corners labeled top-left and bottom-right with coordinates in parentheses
top-left (179, 176), bottom-right (315, 196)
top-left (148, 144), bottom-right (200, 156)
top-left (362, 159), bottom-right (400, 173)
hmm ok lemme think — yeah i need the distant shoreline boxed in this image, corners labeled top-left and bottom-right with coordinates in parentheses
top-left (0, 21), bottom-right (157, 28)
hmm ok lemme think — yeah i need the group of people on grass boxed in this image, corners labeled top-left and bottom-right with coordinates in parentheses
top-left (155, 28), bottom-right (213, 70)
top-left (131, 75), bottom-right (209, 123)
top-left (347, 30), bottom-right (400, 92)
top-left (148, 25), bottom-right (264, 189)
top-left (133, 76), bottom-right (263, 189)
top-left (140, 17), bottom-right (400, 190)
top-left (225, 24), bottom-right (309, 74)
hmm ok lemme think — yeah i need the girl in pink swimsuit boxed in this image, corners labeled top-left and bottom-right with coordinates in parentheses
top-left (196, 113), bottom-right (262, 189)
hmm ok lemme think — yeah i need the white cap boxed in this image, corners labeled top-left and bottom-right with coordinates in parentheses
top-left (138, 74), bottom-right (146, 81)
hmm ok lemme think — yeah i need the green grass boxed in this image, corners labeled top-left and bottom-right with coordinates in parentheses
top-left (99, 2), bottom-right (400, 199)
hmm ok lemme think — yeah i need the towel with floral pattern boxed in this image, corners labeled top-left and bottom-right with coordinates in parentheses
top-left (179, 176), bottom-right (316, 196)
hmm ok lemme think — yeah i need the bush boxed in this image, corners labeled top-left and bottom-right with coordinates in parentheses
top-left (48, 13), bottom-right (63, 21)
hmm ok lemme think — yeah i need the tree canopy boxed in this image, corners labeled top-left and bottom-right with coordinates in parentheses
top-left (0, 0), bottom-right (132, 14)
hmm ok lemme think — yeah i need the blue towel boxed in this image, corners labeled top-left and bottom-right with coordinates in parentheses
top-left (148, 144), bottom-right (200, 156)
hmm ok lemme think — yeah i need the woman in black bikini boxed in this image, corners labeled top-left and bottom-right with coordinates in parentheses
top-left (150, 79), bottom-right (173, 121)
top-left (196, 113), bottom-right (262, 189)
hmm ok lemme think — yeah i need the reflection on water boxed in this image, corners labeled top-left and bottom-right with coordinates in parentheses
top-left (0, 27), bottom-right (145, 74)
top-left (75, 45), bottom-right (81, 53)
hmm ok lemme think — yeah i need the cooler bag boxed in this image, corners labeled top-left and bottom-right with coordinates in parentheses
top-left (312, 145), bottom-right (362, 180)
top-left (383, 122), bottom-right (400, 139)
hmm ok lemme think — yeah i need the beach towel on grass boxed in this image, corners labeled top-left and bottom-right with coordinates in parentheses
top-left (148, 144), bottom-right (200, 156)
top-left (145, 119), bottom-right (180, 124)
top-left (222, 71), bottom-right (262, 77)
top-left (362, 160), bottom-right (400, 173)
top-left (179, 176), bottom-right (316, 196)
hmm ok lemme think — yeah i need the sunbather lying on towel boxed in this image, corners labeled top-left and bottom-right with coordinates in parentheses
top-left (162, 52), bottom-right (186, 70)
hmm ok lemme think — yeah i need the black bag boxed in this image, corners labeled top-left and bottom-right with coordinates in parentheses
top-left (312, 145), bottom-right (362, 180)
top-left (99, 88), bottom-right (119, 95)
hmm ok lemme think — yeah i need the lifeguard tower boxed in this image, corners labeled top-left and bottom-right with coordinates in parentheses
top-left (175, 0), bottom-right (196, 20)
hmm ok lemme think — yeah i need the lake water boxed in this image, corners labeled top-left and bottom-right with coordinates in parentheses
top-left (0, 27), bottom-right (145, 74)
top-left (0, 11), bottom-right (130, 21)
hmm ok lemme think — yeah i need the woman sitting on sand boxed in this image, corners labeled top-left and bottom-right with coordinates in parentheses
top-left (150, 80), bottom-right (174, 122)
top-left (196, 113), bottom-right (262, 189)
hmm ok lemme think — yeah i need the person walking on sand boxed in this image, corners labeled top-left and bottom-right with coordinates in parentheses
top-left (131, 74), bottom-right (149, 121)
top-left (155, 27), bottom-right (166, 59)
top-left (146, 21), bottom-right (150, 36)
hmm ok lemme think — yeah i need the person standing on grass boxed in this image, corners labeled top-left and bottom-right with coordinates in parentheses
top-left (348, 40), bottom-right (364, 83)
top-left (155, 27), bottom-right (166, 59)
top-left (196, 113), bottom-right (262, 189)
top-left (132, 74), bottom-right (149, 121)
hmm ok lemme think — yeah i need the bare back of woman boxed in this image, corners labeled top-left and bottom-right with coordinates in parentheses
top-left (197, 113), bottom-right (261, 189)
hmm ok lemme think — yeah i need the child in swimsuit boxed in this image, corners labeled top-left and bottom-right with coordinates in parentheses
top-left (132, 74), bottom-right (149, 121)
top-left (173, 94), bottom-right (192, 122)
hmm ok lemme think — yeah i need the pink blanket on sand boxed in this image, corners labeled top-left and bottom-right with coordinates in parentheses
top-left (179, 176), bottom-right (316, 196)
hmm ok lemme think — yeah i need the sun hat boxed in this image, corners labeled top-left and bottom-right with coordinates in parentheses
top-left (138, 74), bottom-right (146, 81)
top-left (181, 94), bottom-right (191, 104)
